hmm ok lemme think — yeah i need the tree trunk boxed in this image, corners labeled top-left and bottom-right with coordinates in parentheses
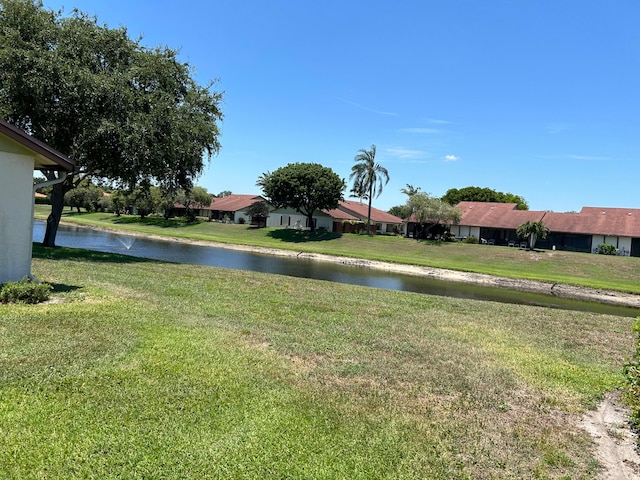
top-left (366, 188), bottom-right (373, 235)
top-left (307, 212), bottom-right (315, 231)
top-left (42, 182), bottom-right (66, 247)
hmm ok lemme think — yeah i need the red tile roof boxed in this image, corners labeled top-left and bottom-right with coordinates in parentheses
top-left (457, 202), bottom-right (640, 238)
top-left (323, 207), bottom-right (360, 221)
top-left (457, 202), bottom-right (545, 229)
top-left (337, 200), bottom-right (403, 224)
top-left (206, 194), bottom-right (266, 212)
top-left (549, 207), bottom-right (640, 237)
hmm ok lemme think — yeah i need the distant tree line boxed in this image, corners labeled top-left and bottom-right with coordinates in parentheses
top-left (441, 186), bottom-right (529, 210)
top-left (389, 185), bottom-right (529, 219)
top-left (35, 178), bottom-right (218, 221)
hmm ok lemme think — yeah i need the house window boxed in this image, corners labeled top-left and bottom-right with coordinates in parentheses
top-left (305, 217), bottom-right (317, 229)
top-left (280, 215), bottom-right (290, 226)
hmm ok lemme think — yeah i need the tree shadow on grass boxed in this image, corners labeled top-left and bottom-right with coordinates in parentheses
top-left (48, 282), bottom-right (83, 294)
top-left (109, 216), bottom-right (193, 229)
top-left (32, 244), bottom-right (159, 264)
top-left (266, 229), bottom-right (342, 243)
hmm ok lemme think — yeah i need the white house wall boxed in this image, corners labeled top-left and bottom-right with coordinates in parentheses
top-left (591, 235), bottom-right (632, 255)
top-left (451, 225), bottom-right (480, 239)
top-left (266, 207), bottom-right (333, 231)
top-left (0, 152), bottom-right (35, 283)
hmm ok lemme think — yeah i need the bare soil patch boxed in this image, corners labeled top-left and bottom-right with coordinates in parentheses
top-left (581, 392), bottom-right (640, 479)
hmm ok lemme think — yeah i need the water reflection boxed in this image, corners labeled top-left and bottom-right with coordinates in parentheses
top-left (33, 221), bottom-right (640, 317)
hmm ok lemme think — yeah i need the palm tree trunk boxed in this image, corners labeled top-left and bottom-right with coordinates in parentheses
top-left (366, 184), bottom-right (373, 235)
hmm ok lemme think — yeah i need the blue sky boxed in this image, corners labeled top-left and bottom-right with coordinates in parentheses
top-left (44, 0), bottom-right (639, 212)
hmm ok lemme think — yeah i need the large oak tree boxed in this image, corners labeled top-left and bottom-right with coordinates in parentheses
top-left (0, 0), bottom-right (223, 245)
top-left (259, 163), bottom-right (345, 231)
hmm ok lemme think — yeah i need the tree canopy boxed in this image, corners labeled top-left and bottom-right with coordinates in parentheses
top-left (0, 0), bottom-right (223, 245)
top-left (259, 163), bottom-right (345, 231)
top-left (441, 186), bottom-right (528, 210)
top-left (349, 145), bottom-right (389, 235)
top-left (408, 192), bottom-right (461, 226)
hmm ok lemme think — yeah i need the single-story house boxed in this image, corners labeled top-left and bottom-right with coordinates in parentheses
top-left (266, 200), bottom-right (403, 234)
top-left (203, 194), bottom-right (268, 224)
top-left (172, 194), bottom-right (268, 225)
top-left (449, 202), bottom-right (545, 245)
top-left (336, 200), bottom-right (404, 234)
top-left (0, 119), bottom-right (75, 283)
top-left (266, 207), bottom-right (335, 231)
top-left (449, 201), bottom-right (640, 256)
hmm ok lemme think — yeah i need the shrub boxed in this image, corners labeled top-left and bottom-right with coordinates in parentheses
top-left (463, 236), bottom-right (478, 244)
top-left (623, 318), bottom-right (640, 427)
top-left (597, 244), bottom-right (617, 255)
top-left (0, 279), bottom-right (53, 304)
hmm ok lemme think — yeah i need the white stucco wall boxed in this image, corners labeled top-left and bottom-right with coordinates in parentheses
top-left (451, 225), bottom-right (480, 239)
top-left (266, 207), bottom-right (333, 231)
top-left (592, 235), bottom-right (632, 255)
top-left (0, 152), bottom-right (35, 283)
top-left (235, 212), bottom-right (251, 224)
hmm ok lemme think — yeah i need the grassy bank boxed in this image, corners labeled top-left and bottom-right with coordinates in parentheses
top-left (35, 208), bottom-right (640, 294)
top-left (0, 245), bottom-right (636, 478)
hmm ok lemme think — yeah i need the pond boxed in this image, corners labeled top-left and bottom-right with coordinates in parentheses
top-left (33, 221), bottom-right (640, 317)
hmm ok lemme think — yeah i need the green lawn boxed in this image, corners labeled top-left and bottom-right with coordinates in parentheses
top-left (0, 245), bottom-right (636, 478)
top-left (35, 208), bottom-right (640, 294)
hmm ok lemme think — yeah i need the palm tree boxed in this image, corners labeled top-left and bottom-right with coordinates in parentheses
top-left (516, 220), bottom-right (550, 250)
top-left (400, 184), bottom-right (421, 197)
top-left (255, 171), bottom-right (271, 199)
top-left (349, 145), bottom-right (390, 235)
top-left (348, 182), bottom-right (369, 204)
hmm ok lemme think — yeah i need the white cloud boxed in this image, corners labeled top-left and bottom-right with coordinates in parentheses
top-left (339, 99), bottom-right (397, 116)
top-left (385, 147), bottom-right (428, 159)
top-left (401, 127), bottom-right (443, 134)
top-left (444, 154), bottom-right (459, 162)
top-left (426, 118), bottom-right (451, 125)
top-left (568, 154), bottom-right (611, 161)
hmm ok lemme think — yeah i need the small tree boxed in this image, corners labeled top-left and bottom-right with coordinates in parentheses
top-left (64, 182), bottom-right (102, 212)
top-left (516, 220), bottom-right (549, 250)
top-left (408, 193), bottom-right (461, 239)
top-left (176, 186), bottom-right (211, 222)
top-left (244, 201), bottom-right (270, 226)
top-left (260, 163), bottom-right (345, 232)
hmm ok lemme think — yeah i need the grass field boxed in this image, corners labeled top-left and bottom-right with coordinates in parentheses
top-left (35, 207), bottom-right (640, 295)
top-left (0, 243), bottom-right (636, 479)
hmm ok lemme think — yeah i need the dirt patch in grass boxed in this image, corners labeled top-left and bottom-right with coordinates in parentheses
top-left (581, 391), bottom-right (640, 479)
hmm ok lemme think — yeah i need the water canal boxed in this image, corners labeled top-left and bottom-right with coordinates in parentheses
top-left (33, 221), bottom-right (640, 317)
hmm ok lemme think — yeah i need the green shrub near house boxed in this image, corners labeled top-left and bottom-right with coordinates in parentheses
top-left (597, 244), bottom-right (618, 255)
top-left (0, 278), bottom-right (52, 304)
